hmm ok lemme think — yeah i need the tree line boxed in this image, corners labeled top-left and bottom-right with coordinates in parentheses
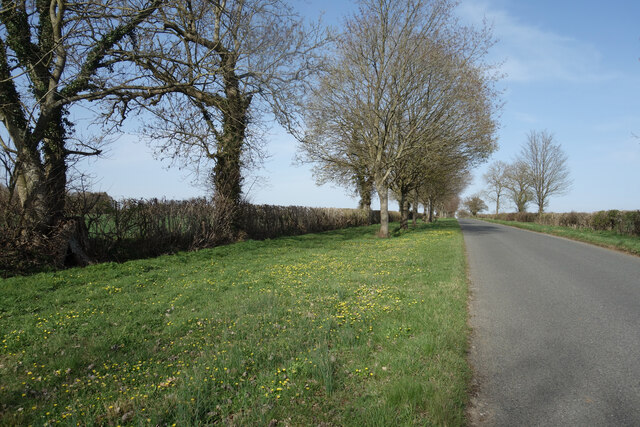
top-left (482, 130), bottom-right (571, 215)
top-left (1, 0), bottom-right (501, 264)
top-left (298, 0), bottom-right (500, 236)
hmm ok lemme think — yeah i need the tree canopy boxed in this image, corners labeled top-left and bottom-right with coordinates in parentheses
top-left (298, 0), bottom-right (500, 236)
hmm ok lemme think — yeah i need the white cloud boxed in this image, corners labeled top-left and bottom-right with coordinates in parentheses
top-left (457, 1), bottom-right (617, 84)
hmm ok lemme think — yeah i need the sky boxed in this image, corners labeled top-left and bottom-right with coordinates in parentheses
top-left (78, 0), bottom-right (640, 213)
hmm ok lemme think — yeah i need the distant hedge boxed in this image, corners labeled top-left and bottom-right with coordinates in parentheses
top-left (480, 210), bottom-right (640, 236)
top-left (86, 199), bottom-right (400, 262)
top-left (239, 203), bottom-right (396, 240)
top-left (1, 196), bottom-right (401, 276)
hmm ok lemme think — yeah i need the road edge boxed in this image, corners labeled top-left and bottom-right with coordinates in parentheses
top-left (460, 219), bottom-right (492, 426)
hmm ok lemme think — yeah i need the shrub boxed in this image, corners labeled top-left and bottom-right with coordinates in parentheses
top-left (591, 210), bottom-right (622, 231)
top-left (537, 213), bottom-right (555, 226)
top-left (607, 210), bottom-right (621, 231)
top-left (239, 204), bottom-right (377, 240)
top-left (513, 212), bottom-right (537, 223)
top-left (86, 201), bottom-right (402, 262)
top-left (559, 212), bottom-right (579, 227)
top-left (591, 211), bottom-right (609, 231)
top-left (0, 187), bottom-right (47, 277)
top-left (3, 195), bottom-right (403, 276)
top-left (621, 211), bottom-right (640, 236)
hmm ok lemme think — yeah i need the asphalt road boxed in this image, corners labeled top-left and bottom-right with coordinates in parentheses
top-left (460, 219), bottom-right (640, 426)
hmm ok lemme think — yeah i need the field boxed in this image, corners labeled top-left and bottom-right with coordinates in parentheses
top-left (481, 218), bottom-right (640, 256)
top-left (1, 219), bottom-right (470, 426)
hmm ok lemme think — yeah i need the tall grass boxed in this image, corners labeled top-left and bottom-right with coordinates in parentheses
top-left (0, 219), bottom-right (470, 426)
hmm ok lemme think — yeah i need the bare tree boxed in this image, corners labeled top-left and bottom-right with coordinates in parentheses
top-left (483, 160), bottom-right (508, 214)
top-left (417, 159), bottom-right (470, 223)
top-left (390, 142), bottom-right (430, 229)
top-left (463, 195), bottom-right (487, 216)
top-left (299, 0), bottom-right (499, 237)
top-left (124, 0), bottom-right (327, 230)
top-left (504, 160), bottom-right (532, 212)
top-left (1, 0), bottom-right (327, 262)
top-left (299, 124), bottom-right (376, 214)
top-left (441, 194), bottom-right (461, 218)
top-left (0, 0), bottom-right (164, 236)
top-left (519, 130), bottom-right (571, 214)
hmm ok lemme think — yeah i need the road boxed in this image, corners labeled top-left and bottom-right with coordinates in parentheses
top-left (460, 219), bottom-right (640, 426)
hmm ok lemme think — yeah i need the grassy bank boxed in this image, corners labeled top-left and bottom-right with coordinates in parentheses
top-left (1, 219), bottom-right (470, 426)
top-left (482, 218), bottom-right (640, 256)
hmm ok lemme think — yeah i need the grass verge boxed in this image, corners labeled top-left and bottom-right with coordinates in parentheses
top-left (481, 218), bottom-right (640, 256)
top-left (1, 219), bottom-right (470, 426)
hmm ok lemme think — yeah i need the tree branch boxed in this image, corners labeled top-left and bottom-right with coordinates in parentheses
top-left (60, 0), bottom-right (163, 100)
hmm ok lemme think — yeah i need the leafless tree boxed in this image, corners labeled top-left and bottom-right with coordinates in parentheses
top-left (417, 159), bottom-right (470, 222)
top-left (519, 130), bottom-right (571, 214)
top-left (298, 124), bottom-right (376, 213)
top-left (503, 160), bottom-right (532, 212)
top-left (441, 194), bottom-right (461, 218)
top-left (0, 0), bottom-right (165, 237)
top-left (299, 0), bottom-right (499, 237)
top-left (1, 0), bottom-right (327, 261)
top-left (483, 160), bottom-right (508, 214)
top-left (130, 0), bottom-right (328, 230)
top-left (390, 142), bottom-right (431, 229)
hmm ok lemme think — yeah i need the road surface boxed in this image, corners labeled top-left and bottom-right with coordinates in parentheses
top-left (460, 218), bottom-right (640, 426)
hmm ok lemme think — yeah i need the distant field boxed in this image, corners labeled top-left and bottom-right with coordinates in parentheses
top-left (0, 219), bottom-right (471, 426)
top-left (481, 218), bottom-right (640, 256)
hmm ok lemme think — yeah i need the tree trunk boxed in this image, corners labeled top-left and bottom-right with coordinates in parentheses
top-left (356, 173), bottom-right (374, 225)
top-left (52, 217), bottom-right (91, 267)
top-left (12, 121), bottom-right (91, 267)
top-left (375, 181), bottom-right (389, 238)
top-left (15, 156), bottom-right (48, 226)
top-left (515, 191), bottom-right (527, 213)
top-left (213, 70), bottom-right (251, 233)
top-left (412, 191), bottom-right (418, 227)
top-left (14, 108), bottom-right (68, 232)
top-left (42, 108), bottom-right (68, 228)
top-left (536, 195), bottom-right (544, 215)
top-left (428, 198), bottom-right (435, 223)
top-left (213, 133), bottom-right (242, 207)
top-left (399, 190), bottom-right (408, 230)
top-left (356, 173), bottom-right (373, 211)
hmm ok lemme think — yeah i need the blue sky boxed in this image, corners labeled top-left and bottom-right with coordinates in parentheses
top-left (80, 0), bottom-right (640, 212)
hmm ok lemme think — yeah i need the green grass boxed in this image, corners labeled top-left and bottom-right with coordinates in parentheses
top-left (0, 219), bottom-right (470, 426)
top-left (481, 218), bottom-right (640, 256)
